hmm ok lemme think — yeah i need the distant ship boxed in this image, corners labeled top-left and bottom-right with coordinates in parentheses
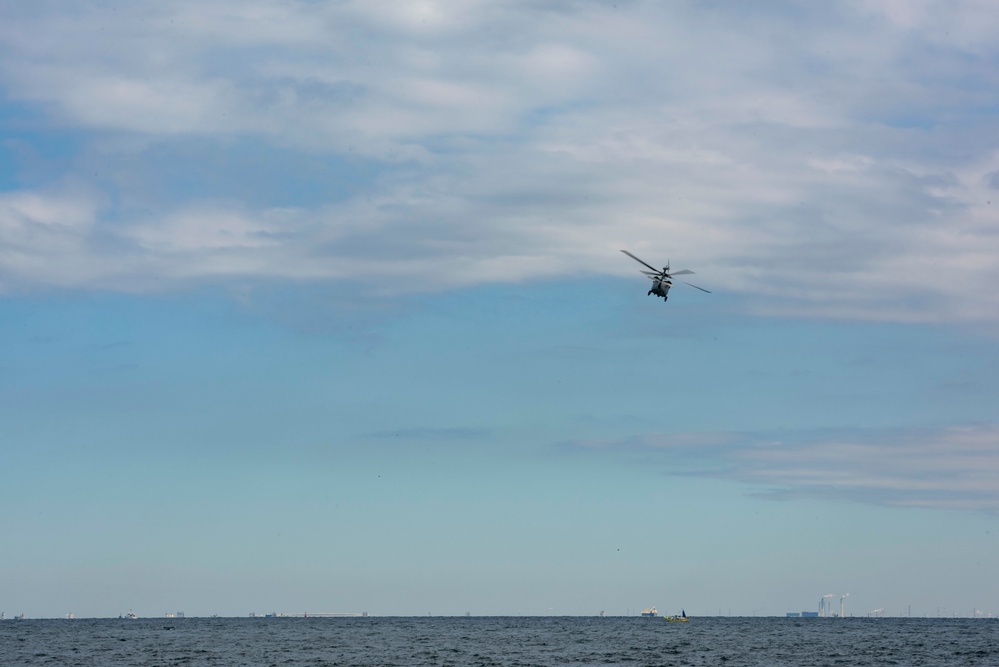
top-left (124, 611), bottom-right (138, 620)
top-left (664, 610), bottom-right (689, 622)
top-left (641, 608), bottom-right (658, 617)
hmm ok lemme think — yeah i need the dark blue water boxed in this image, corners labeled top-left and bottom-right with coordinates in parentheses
top-left (2, 616), bottom-right (997, 666)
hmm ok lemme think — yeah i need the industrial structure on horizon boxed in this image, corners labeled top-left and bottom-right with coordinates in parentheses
top-left (249, 612), bottom-right (368, 618)
top-left (786, 593), bottom-right (851, 618)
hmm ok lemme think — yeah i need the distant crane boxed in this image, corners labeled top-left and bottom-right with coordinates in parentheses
top-left (840, 594), bottom-right (850, 618)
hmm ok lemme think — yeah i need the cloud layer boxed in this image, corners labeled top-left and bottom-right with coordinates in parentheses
top-left (565, 423), bottom-right (999, 513)
top-left (1, 1), bottom-right (998, 323)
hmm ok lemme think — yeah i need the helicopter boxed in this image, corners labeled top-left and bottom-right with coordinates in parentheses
top-left (620, 249), bottom-right (710, 302)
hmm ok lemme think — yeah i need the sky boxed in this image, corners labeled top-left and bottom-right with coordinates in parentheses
top-left (1, 0), bottom-right (998, 619)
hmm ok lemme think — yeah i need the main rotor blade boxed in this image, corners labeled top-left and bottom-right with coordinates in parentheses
top-left (620, 249), bottom-right (660, 273)
top-left (680, 281), bottom-right (711, 293)
top-left (640, 270), bottom-right (661, 276)
top-left (670, 269), bottom-right (694, 276)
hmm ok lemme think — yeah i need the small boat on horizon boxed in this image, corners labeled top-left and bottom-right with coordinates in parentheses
top-left (664, 610), bottom-right (689, 622)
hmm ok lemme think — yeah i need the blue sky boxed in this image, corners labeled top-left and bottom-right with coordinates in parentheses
top-left (2, 1), bottom-right (998, 618)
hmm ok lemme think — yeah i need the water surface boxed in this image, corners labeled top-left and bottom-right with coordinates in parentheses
top-left (3, 616), bottom-right (997, 666)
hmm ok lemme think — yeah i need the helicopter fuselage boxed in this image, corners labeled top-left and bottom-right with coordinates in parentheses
top-left (648, 278), bottom-right (672, 300)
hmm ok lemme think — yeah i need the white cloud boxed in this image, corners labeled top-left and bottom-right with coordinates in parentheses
top-left (0, 1), bottom-right (997, 325)
top-left (0, 188), bottom-right (105, 289)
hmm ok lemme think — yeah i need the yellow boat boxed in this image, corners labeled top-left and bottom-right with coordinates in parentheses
top-left (664, 611), bottom-right (689, 622)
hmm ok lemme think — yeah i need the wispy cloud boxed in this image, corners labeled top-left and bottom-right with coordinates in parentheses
top-left (564, 424), bottom-right (999, 513)
top-left (1, 1), bottom-right (998, 325)
top-left (363, 426), bottom-right (493, 443)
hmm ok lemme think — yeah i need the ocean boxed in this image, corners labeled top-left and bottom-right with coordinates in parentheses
top-left (2, 616), bottom-right (997, 666)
